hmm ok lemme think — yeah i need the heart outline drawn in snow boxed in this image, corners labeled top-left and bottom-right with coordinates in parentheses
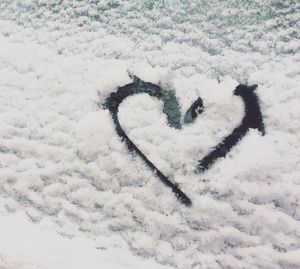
top-left (103, 75), bottom-right (265, 206)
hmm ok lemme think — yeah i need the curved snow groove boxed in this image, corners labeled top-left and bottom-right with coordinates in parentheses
top-left (104, 76), bottom-right (193, 206)
top-left (104, 77), bottom-right (265, 206)
top-left (197, 84), bottom-right (265, 172)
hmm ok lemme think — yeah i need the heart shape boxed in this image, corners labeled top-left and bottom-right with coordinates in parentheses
top-left (104, 76), bottom-right (265, 206)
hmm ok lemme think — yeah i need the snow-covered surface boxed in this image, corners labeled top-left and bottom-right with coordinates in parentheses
top-left (0, 211), bottom-right (172, 269)
top-left (0, 1), bottom-right (300, 268)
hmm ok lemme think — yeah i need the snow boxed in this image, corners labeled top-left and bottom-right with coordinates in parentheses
top-left (0, 211), bottom-right (172, 269)
top-left (0, 1), bottom-right (300, 269)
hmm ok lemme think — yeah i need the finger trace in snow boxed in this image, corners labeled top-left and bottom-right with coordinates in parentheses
top-left (105, 78), bottom-right (265, 206)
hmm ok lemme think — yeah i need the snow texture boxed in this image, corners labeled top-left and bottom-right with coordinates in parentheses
top-left (0, 211), bottom-right (172, 269)
top-left (0, 1), bottom-right (300, 268)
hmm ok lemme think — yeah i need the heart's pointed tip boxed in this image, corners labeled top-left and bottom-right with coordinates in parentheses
top-left (185, 200), bottom-right (193, 207)
top-left (179, 195), bottom-right (193, 207)
top-left (173, 184), bottom-right (192, 207)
